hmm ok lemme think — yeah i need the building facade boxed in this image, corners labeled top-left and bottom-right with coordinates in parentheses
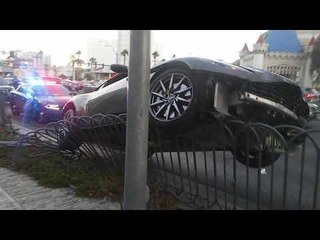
top-left (238, 30), bottom-right (320, 87)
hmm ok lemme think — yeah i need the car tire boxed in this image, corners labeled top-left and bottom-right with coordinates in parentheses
top-left (234, 147), bottom-right (281, 168)
top-left (233, 130), bottom-right (282, 168)
top-left (58, 107), bottom-right (82, 151)
top-left (62, 108), bottom-right (75, 121)
top-left (149, 68), bottom-right (200, 131)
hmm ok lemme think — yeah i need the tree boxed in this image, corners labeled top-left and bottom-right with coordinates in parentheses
top-left (172, 54), bottom-right (176, 58)
top-left (75, 68), bottom-right (83, 80)
top-left (89, 57), bottom-right (97, 70)
top-left (70, 51), bottom-right (85, 81)
top-left (59, 74), bottom-right (68, 79)
top-left (310, 35), bottom-right (320, 82)
top-left (121, 49), bottom-right (129, 65)
top-left (85, 72), bottom-right (95, 81)
top-left (152, 51), bottom-right (160, 65)
top-left (89, 57), bottom-right (97, 65)
top-left (44, 64), bottom-right (49, 75)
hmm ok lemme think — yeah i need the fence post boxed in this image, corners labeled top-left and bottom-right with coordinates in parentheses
top-left (123, 30), bottom-right (151, 210)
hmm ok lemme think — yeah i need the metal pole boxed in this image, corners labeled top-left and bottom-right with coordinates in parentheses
top-left (123, 30), bottom-right (151, 210)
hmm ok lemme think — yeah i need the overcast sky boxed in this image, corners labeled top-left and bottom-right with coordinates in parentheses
top-left (0, 30), bottom-right (266, 66)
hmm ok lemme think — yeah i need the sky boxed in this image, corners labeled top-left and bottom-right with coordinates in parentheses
top-left (0, 30), bottom-right (266, 66)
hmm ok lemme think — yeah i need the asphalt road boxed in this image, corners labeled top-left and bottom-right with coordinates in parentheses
top-left (150, 120), bottom-right (320, 210)
top-left (12, 114), bottom-right (46, 135)
top-left (11, 113), bottom-right (320, 209)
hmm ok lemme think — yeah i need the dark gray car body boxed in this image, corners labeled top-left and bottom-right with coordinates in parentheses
top-left (62, 57), bottom-right (309, 126)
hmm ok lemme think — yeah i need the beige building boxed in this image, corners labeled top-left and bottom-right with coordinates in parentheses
top-left (238, 30), bottom-right (320, 87)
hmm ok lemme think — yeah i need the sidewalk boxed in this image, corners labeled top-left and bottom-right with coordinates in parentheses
top-left (0, 167), bottom-right (121, 210)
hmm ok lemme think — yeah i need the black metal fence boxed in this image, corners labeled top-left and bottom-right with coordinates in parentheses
top-left (17, 114), bottom-right (320, 210)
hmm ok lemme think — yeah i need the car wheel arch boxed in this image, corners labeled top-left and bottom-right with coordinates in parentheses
top-left (62, 102), bottom-right (76, 115)
top-left (150, 61), bottom-right (191, 83)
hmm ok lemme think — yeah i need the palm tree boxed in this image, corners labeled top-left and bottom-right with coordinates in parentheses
top-left (172, 54), bottom-right (176, 58)
top-left (121, 49), bottom-right (129, 65)
top-left (44, 64), bottom-right (49, 75)
top-left (89, 57), bottom-right (97, 70)
top-left (152, 51), bottom-right (159, 65)
top-left (70, 51), bottom-right (84, 81)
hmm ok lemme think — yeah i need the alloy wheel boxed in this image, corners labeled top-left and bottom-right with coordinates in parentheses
top-left (149, 73), bottom-right (193, 122)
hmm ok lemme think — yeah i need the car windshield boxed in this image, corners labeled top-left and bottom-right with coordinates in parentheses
top-left (31, 85), bottom-right (69, 96)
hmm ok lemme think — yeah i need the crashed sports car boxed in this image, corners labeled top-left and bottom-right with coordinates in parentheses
top-left (60, 57), bottom-right (309, 168)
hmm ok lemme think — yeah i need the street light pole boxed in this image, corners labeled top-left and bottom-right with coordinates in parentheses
top-left (98, 41), bottom-right (119, 64)
top-left (123, 30), bottom-right (151, 210)
top-left (104, 44), bottom-right (119, 64)
top-left (72, 51), bottom-right (81, 81)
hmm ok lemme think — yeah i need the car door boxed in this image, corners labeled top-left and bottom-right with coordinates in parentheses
top-left (12, 86), bottom-right (30, 113)
top-left (86, 76), bottom-right (128, 116)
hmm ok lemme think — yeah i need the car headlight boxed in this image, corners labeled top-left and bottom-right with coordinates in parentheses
top-left (45, 104), bottom-right (60, 110)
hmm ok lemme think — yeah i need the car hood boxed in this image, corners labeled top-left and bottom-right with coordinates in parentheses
top-left (151, 57), bottom-right (299, 85)
top-left (37, 96), bottom-right (72, 107)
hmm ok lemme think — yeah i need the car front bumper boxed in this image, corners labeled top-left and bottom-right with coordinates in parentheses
top-left (40, 108), bottom-right (63, 122)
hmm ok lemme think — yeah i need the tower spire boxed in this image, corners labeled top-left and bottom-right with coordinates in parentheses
top-left (256, 34), bottom-right (265, 44)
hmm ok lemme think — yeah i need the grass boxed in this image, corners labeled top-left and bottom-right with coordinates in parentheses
top-left (1, 146), bottom-right (124, 202)
top-left (0, 127), bottom-right (20, 141)
top-left (0, 126), bottom-right (180, 209)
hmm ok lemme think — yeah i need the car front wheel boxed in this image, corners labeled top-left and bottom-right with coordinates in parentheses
top-left (63, 108), bottom-right (75, 121)
top-left (149, 68), bottom-right (198, 130)
top-left (234, 130), bottom-right (283, 168)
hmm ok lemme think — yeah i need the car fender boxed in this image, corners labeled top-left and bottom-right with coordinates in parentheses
top-left (62, 93), bottom-right (91, 116)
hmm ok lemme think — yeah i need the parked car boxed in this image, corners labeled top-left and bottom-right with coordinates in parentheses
top-left (82, 79), bottom-right (106, 93)
top-left (307, 102), bottom-right (320, 120)
top-left (60, 57), bottom-right (310, 168)
top-left (10, 83), bottom-right (73, 124)
top-left (41, 76), bottom-right (62, 84)
top-left (61, 79), bottom-right (84, 92)
top-left (302, 87), bottom-right (320, 103)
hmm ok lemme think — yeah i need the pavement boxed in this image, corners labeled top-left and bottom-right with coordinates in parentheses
top-left (0, 168), bottom-right (120, 210)
top-left (150, 120), bottom-right (320, 210)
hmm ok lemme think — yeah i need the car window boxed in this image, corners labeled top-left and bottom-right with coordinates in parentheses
top-left (99, 73), bottom-right (127, 90)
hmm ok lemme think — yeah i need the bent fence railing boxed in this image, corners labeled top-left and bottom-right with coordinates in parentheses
top-left (16, 114), bottom-right (320, 210)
